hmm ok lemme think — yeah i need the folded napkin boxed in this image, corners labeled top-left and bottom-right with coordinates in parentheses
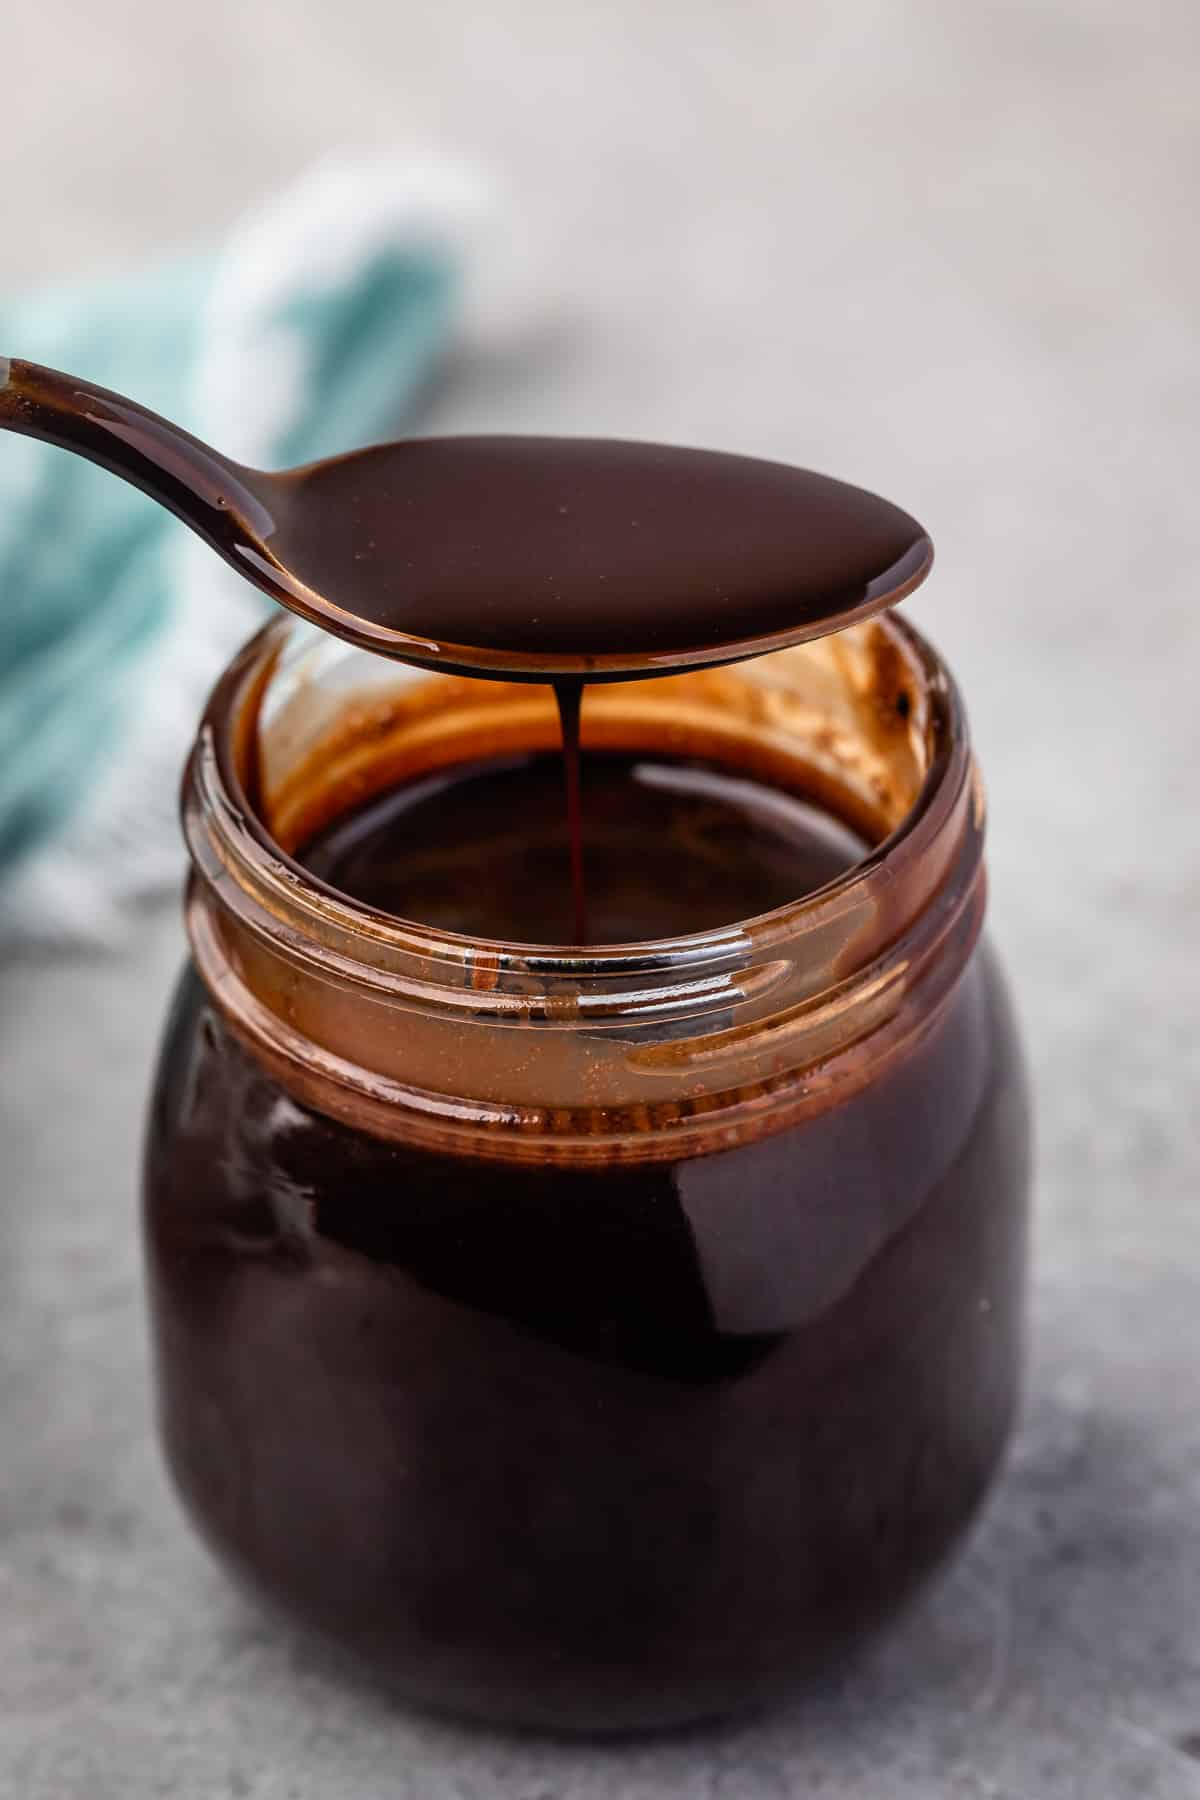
top-left (0, 153), bottom-right (479, 945)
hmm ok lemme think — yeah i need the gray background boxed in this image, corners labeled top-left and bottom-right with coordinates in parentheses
top-left (3, 1), bottom-right (1200, 1794)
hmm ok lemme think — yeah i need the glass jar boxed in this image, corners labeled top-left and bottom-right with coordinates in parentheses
top-left (143, 610), bottom-right (1031, 1732)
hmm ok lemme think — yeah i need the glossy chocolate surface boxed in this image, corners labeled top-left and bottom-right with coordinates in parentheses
top-left (270, 436), bottom-right (932, 671)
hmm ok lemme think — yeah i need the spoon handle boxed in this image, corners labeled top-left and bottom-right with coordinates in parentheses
top-left (0, 356), bottom-right (272, 548)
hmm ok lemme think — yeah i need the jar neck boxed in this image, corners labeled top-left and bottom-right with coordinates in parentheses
top-left (183, 616), bottom-right (985, 1163)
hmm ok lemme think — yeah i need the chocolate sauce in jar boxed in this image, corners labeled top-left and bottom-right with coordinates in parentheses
top-left (139, 436), bottom-right (1029, 1733)
top-left (0, 362), bottom-right (1031, 1725)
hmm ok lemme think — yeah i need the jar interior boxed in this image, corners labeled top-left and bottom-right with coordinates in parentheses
top-left (252, 616), bottom-right (931, 929)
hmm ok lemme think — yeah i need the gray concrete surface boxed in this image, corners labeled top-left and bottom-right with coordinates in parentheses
top-left (3, 1), bottom-right (1200, 1794)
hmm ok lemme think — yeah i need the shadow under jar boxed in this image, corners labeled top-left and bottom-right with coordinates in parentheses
top-left (143, 612), bottom-right (1031, 1733)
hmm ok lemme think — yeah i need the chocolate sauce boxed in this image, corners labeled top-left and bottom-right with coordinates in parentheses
top-left (300, 750), bottom-right (869, 945)
top-left (553, 683), bottom-right (588, 942)
top-left (268, 436), bottom-right (933, 673)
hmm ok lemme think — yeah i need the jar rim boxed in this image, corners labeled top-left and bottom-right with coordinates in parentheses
top-left (181, 614), bottom-right (986, 1156)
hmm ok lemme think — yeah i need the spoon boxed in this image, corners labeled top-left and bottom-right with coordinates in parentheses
top-left (0, 356), bottom-right (932, 682)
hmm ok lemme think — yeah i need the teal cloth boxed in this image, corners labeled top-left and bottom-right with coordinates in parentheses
top-left (0, 186), bottom-right (459, 893)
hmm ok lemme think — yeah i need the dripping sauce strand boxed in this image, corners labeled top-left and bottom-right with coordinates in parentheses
top-left (553, 678), bottom-right (588, 945)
